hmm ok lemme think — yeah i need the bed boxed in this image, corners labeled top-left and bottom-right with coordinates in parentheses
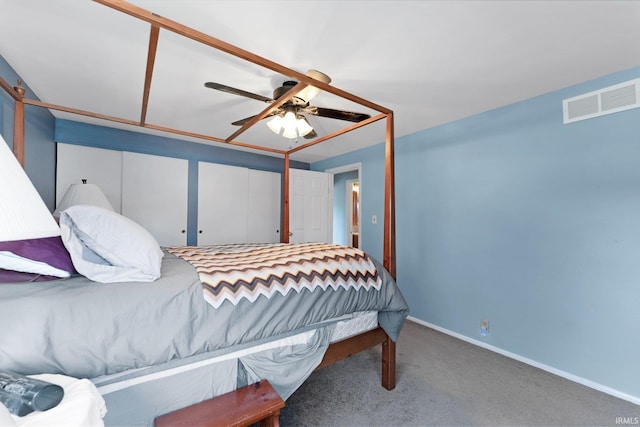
top-left (0, 1), bottom-right (402, 425)
top-left (0, 207), bottom-right (408, 425)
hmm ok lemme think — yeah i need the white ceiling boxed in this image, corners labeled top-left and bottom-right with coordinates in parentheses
top-left (1, 1), bottom-right (639, 163)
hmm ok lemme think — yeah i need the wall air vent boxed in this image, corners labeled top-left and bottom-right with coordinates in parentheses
top-left (563, 78), bottom-right (640, 124)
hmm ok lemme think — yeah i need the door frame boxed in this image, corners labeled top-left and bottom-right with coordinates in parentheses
top-left (325, 162), bottom-right (362, 247)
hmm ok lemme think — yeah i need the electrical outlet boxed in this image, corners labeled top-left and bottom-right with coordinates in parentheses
top-left (480, 320), bottom-right (489, 336)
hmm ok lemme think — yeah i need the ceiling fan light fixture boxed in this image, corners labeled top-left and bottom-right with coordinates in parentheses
top-left (267, 115), bottom-right (283, 134)
top-left (267, 108), bottom-right (313, 139)
top-left (207, 71), bottom-right (367, 141)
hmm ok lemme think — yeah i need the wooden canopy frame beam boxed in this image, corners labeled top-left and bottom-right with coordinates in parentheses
top-left (140, 25), bottom-right (160, 125)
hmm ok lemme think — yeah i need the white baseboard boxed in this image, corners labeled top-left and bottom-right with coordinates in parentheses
top-left (407, 316), bottom-right (640, 406)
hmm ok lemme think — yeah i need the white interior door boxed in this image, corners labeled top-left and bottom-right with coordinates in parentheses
top-left (121, 152), bottom-right (188, 246)
top-left (289, 169), bottom-right (332, 243)
top-left (198, 162), bottom-right (249, 245)
top-left (248, 169), bottom-right (281, 243)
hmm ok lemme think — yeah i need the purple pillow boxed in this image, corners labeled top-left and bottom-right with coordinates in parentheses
top-left (0, 236), bottom-right (75, 283)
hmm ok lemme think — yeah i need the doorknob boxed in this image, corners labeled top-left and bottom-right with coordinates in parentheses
top-left (288, 232), bottom-right (293, 237)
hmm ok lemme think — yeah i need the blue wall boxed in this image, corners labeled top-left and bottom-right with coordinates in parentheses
top-left (314, 144), bottom-right (386, 262)
top-left (55, 119), bottom-right (308, 173)
top-left (0, 57), bottom-right (56, 210)
top-left (313, 66), bottom-right (640, 401)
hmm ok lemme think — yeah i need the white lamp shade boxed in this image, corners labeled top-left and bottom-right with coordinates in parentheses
top-left (0, 134), bottom-right (61, 241)
top-left (53, 183), bottom-right (114, 217)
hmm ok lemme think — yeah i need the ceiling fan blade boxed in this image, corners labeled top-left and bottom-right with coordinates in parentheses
top-left (231, 111), bottom-right (278, 126)
top-left (205, 82), bottom-right (273, 103)
top-left (304, 106), bottom-right (370, 123)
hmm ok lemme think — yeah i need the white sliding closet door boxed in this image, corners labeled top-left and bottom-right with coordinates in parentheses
top-left (248, 169), bottom-right (281, 243)
top-left (56, 144), bottom-right (122, 213)
top-left (198, 162), bottom-right (249, 245)
top-left (122, 152), bottom-right (188, 246)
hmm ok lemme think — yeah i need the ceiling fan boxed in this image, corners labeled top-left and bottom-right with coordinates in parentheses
top-left (204, 70), bottom-right (371, 139)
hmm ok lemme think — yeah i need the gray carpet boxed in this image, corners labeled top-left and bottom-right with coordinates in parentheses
top-left (279, 321), bottom-right (639, 426)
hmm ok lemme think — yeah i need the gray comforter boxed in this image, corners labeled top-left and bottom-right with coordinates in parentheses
top-left (0, 250), bottom-right (408, 379)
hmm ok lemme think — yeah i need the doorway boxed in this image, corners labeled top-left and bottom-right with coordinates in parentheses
top-left (325, 163), bottom-right (361, 248)
top-left (346, 179), bottom-right (360, 248)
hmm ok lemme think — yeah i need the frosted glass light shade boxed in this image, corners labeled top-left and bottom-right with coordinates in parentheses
top-left (0, 134), bottom-right (61, 241)
top-left (282, 111), bottom-right (297, 129)
top-left (296, 117), bottom-right (313, 137)
top-left (282, 126), bottom-right (298, 139)
top-left (281, 111), bottom-right (298, 139)
top-left (267, 115), bottom-right (283, 134)
top-left (53, 182), bottom-right (114, 218)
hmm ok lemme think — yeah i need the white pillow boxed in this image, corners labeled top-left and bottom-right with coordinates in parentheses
top-left (59, 205), bottom-right (163, 283)
top-left (0, 251), bottom-right (71, 277)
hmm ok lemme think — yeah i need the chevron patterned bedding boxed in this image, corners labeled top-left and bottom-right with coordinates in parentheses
top-left (166, 243), bottom-right (382, 309)
top-left (0, 243), bottom-right (407, 382)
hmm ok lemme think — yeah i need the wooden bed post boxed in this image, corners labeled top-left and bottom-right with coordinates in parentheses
top-left (382, 112), bottom-right (397, 390)
top-left (282, 153), bottom-right (290, 244)
top-left (383, 112), bottom-right (396, 279)
top-left (13, 81), bottom-right (26, 167)
top-left (382, 335), bottom-right (397, 390)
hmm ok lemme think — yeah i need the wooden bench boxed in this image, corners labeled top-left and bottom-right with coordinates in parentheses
top-left (154, 380), bottom-right (285, 427)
